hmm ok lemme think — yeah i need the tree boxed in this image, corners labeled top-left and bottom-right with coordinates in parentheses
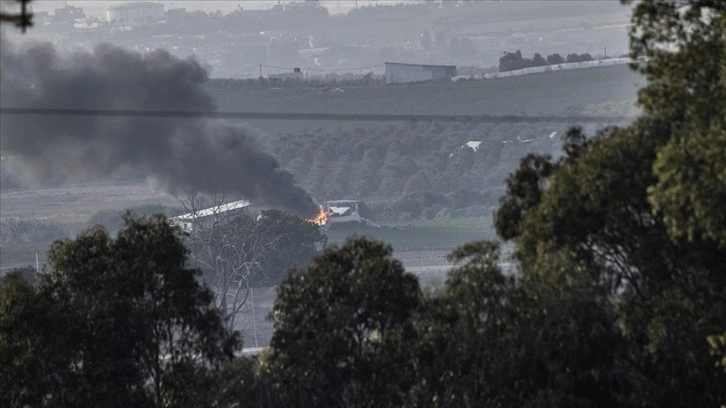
top-left (263, 238), bottom-right (420, 408)
top-left (565, 53), bottom-right (593, 63)
top-left (493, 1), bottom-right (726, 405)
top-left (0, 215), bottom-right (240, 408)
top-left (253, 209), bottom-right (326, 287)
top-left (546, 53), bottom-right (565, 64)
top-left (532, 52), bottom-right (547, 67)
top-left (351, 148), bottom-right (381, 197)
top-left (499, 50), bottom-right (525, 72)
top-left (408, 242), bottom-right (516, 407)
top-left (409, 243), bottom-right (628, 408)
top-left (0, 272), bottom-right (74, 408)
top-left (179, 192), bottom-right (324, 332)
top-left (622, 0), bottom-right (726, 249)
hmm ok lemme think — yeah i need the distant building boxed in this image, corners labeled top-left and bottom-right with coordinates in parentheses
top-left (106, 2), bottom-right (164, 24)
top-left (34, 11), bottom-right (49, 26)
top-left (268, 67), bottom-right (304, 81)
top-left (384, 62), bottom-right (457, 84)
top-left (52, 5), bottom-right (84, 24)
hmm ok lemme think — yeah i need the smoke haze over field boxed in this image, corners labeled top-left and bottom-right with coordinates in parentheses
top-left (0, 41), bottom-right (318, 217)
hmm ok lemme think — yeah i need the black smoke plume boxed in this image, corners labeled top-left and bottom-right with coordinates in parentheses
top-left (0, 42), bottom-right (318, 217)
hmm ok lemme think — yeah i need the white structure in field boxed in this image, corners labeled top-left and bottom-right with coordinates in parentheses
top-left (321, 200), bottom-right (379, 230)
top-left (384, 62), bottom-right (457, 84)
top-left (324, 200), bottom-right (363, 225)
top-left (106, 2), bottom-right (165, 24)
top-left (268, 68), bottom-right (304, 81)
top-left (169, 200), bottom-right (251, 233)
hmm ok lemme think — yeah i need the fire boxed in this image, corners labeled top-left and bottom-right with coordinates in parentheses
top-left (308, 206), bottom-right (329, 226)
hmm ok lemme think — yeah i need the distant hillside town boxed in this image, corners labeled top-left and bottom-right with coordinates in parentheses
top-left (17, 1), bottom-right (632, 79)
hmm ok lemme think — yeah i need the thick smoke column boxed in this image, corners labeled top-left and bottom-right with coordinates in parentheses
top-left (0, 42), bottom-right (318, 217)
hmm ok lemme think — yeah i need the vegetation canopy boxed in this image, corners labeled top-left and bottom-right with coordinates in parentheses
top-left (1, 1), bottom-right (724, 407)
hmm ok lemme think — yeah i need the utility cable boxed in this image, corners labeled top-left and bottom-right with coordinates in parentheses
top-left (0, 107), bottom-right (633, 123)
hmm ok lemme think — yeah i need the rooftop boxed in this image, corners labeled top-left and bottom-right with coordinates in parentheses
top-left (172, 200), bottom-right (251, 221)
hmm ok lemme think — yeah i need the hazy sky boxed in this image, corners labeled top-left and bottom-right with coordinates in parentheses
top-left (30, 1), bottom-right (412, 17)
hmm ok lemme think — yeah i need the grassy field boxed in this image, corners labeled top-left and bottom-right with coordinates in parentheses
top-left (211, 65), bottom-right (641, 116)
top-left (0, 242), bottom-right (49, 271)
top-left (0, 183), bottom-right (179, 270)
top-left (324, 216), bottom-right (496, 252)
top-left (210, 64), bottom-right (642, 135)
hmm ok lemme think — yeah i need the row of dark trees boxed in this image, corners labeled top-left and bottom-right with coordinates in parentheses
top-left (4, 200), bottom-right (722, 407)
top-left (499, 50), bottom-right (595, 72)
top-left (206, 72), bottom-right (384, 91)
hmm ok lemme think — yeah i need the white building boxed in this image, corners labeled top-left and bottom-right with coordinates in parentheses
top-left (321, 200), bottom-right (378, 230)
top-left (169, 200), bottom-right (251, 233)
top-left (384, 62), bottom-right (457, 84)
top-left (106, 2), bottom-right (164, 24)
top-left (268, 68), bottom-right (304, 81)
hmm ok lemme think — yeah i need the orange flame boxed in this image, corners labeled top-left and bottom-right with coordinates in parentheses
top-left (308, 206), bottom-right (329, 226)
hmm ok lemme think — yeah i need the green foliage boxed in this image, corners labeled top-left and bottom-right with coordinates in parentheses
top-left (409, 243), bottom-right (630, 408)
top-left (0, 272), bottom-right (74, 408)
top-left (188, 209), bottom-right (324, 288)
top-left (494, 152), bottom-right (555, 241)
top-left (622, 0), bottom-right (726, 249)
top-left (708, 333), bottom-right (726, 374)
top-left (211, 356), bottom-right (273, 408)
top-left (500, 50), bottom-right (593, 72)
top-left (263, 237), bottom-right (420, 408)
top-left (547, 53), bottom-right (565, 64)
top-left (409, 241), bottom-right (516, 407)
top-left (492, 2), bottom-right (726, 405)
top-left (0, 215), bottom-right (241, 408)
top-left (253, 209), bottom-right (327, 286)
top-left (565, 53), bottom-right (594, 63)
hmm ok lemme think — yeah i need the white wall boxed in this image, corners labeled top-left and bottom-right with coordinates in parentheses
top-left (385, 64), bottom-right (434, 84)
top-left (106, 4), bottom-right (164, 23)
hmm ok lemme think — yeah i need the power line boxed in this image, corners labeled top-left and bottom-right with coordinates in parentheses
top-left (260, 64), bottom-right (381, 73)
top-left (0, 0), bottom-right (33, 32)
top-left (0, 107), bottom-right (633, 123)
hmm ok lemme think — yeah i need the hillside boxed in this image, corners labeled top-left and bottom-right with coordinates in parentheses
top-left (204, 65), bottom-right (644, 226)
top-left (210, 64), bottom-right (642, 132)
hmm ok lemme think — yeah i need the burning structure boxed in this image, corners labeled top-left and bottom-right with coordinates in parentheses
top-left (319, 200), bottom-right (378, 229)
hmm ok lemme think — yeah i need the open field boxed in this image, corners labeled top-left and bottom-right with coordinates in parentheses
top-left (0, 183), bottom-right (179, 269)
top-left (0, 182), bottom-right (177, 225)
top-left (324, 216), bottom-right (496, 252)
top-left (2, 65), bottom-right (640, 269)
top-left (210, 64), bottom-right (642, 135)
